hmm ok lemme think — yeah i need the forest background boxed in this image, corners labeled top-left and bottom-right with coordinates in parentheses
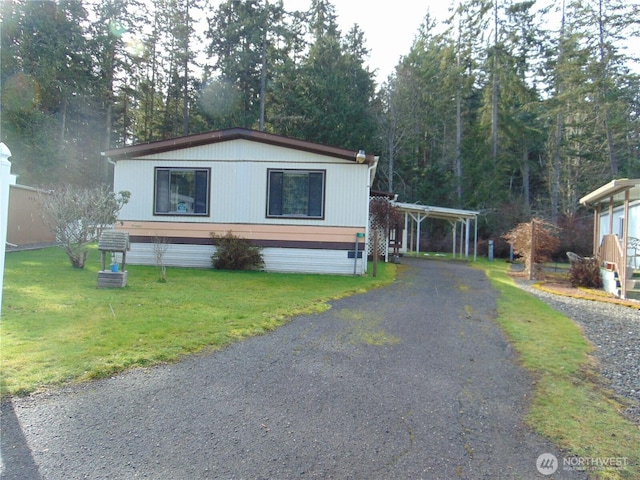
top-left (1, 0), bottom-right (639, 253)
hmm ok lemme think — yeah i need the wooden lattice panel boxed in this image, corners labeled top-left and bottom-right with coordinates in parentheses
top-left (368, 196), bottom-right (389, 257)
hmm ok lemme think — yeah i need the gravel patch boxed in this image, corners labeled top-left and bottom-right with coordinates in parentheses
top-left (514, 279), bottom-right (640, 424)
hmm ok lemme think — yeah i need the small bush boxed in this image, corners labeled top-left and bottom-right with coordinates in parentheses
top-left (569, 257), bottom-right (602, 288)
top-left (211, 231), bottom-right (264, 270)
top-left (503, 218), bottom-right (560, 279)
top-left (555, 213), bottom-right (593, 260)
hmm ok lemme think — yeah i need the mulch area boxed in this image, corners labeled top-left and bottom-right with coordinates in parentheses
top-left (509, 270), bottom-right (640, 309)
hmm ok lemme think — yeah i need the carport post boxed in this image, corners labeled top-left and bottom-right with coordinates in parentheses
top-left (451, 220), bottom-right (456, 258)
top-left (0, 143), bottom-right (12, 318)
top-left (474, 216), bottom-right (478, 261)
top-left (464, 218), bottom-right (470, 259)
top-left (416, 213), bottom-right (422, 256)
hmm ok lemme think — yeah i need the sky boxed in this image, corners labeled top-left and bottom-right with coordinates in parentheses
top-left (283, 0), bottom-right (452, 84)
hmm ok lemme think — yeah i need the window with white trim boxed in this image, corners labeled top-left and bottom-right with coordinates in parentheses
top-left (267, 169), bottom-right (325, 218)
top-left (154, 168), bottom-right (210, 215)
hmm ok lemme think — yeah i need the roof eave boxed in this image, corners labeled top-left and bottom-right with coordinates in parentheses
top-left (392, 201), bottom-right (479, 220)
top-left (579, 179), bottom-right (640, 206)
top-left (101, 128), bottom-right (376, 164)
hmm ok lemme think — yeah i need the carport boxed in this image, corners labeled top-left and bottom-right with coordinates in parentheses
top-left (392, 202), bottom-right (479, 260)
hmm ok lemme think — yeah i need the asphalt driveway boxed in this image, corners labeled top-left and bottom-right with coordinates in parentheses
top-left (1, 258), bottom-right (585, 479)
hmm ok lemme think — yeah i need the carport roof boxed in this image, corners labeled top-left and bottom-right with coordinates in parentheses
top-left (392, 202), bottom-right (479, 222)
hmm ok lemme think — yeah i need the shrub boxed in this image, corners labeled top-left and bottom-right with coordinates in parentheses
top-left (556, 213), bottom-right (593, 260)
top-left (569, 256), bottom-right (602, 288)
top-left (369, 197), bottom-right (402, 230)
top-left (211, 231), bottom-right (264, 270)
top-left (37, 185), bottom-right (130, 268)
top-left (503, 218), bottom-right (560, 279)
top-left (153, 236), bottom-right (169, 282)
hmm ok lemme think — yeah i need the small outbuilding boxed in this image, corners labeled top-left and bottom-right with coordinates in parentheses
top-left (7, 184), bottom-right (56, 248)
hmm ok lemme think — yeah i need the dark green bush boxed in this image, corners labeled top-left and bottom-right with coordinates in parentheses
top-left (211, 231), bottom-right (264, 270)
top-left (569, 256), bottom-right (602, 288)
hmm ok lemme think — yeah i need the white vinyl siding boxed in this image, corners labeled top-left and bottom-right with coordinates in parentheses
top-left (114, 140), bottom-right (370, 227)
top-left (123, 243), bottom-right (366, 275)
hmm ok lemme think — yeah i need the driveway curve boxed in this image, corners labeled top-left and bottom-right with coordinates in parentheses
top-left (1, 258), bottom-right (585, 479)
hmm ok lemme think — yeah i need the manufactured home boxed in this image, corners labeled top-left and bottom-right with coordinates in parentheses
top-left (580, 179), bottom-right (640, 299)
top-left (103, 128), bottom-right (378, 275)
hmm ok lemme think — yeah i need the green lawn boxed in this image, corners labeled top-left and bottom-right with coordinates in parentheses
top-left (0, 246), bottom-right (395, 396)
top-left (475, 259), bottom-right (639, 480)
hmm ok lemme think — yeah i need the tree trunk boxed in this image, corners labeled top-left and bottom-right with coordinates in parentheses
top-left (259, 26), bottom-right (267, 131)
top-left (455, 92), bottom-right (463, 205)
top-left (491, 0), bottom-right (499, 165)
top-left (598, 0), bottom-right (618, 176)
top-left (552, 113), bottom-right (562, 223)
top-left (182, 0), bottom-right (190, 136)
top-left (522, 143), bottom-right (530, 211)
top-left (551, 0), bottom-right (566, 224)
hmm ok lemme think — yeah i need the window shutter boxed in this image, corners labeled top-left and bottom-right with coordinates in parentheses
top-left (268, 171), bottom-right (283, 216)
top-left (194, 170), bottom-right (208, 214)
top-left (155, 169), bottom-right (170, 213)
top-left (308, 172), bottom-right (323, 217)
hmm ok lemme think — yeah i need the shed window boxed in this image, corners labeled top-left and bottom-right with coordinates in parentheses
top-left (267, 169), bottom-right (325, 218)
top-left (155, 168), bottom-right (209, 215)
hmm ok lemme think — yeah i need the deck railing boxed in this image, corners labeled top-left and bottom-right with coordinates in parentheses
top-left (598, 234), bottom-right (626, 297)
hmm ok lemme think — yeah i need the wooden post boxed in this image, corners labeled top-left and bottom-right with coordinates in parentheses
top-left (529, 219), bottom-right (536, 280)
top-left (621, 189), bottom-right (630, 299)
top-left (373, 231), bottom-right (378, 278)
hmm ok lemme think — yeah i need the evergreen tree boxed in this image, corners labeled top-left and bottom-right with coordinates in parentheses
top-left (477, 0), bottom-right (547, 212)
top-left (0, 0), bottom-right (637, 235)
top-left (205, 0), bottom-right (287, 129)
top-left (541, 0), bottom-right (639, 218)
top-left (268, 0), bottom-right (376, 149)
top-left (379, 16), bottom-right (459, 204)
top-left (1, 0), bottom-right (94, 185)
